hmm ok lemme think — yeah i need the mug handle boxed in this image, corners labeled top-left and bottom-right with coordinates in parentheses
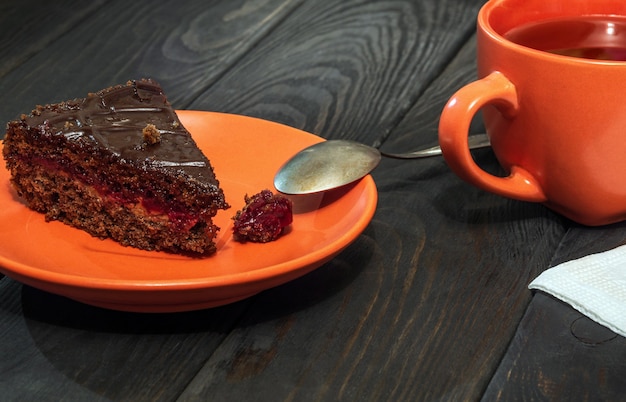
top-left (438, 71), bottom-right (547, 202)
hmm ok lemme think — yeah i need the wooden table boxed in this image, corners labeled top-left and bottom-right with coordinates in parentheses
top-left (1, 1), bottom-right (624, 400)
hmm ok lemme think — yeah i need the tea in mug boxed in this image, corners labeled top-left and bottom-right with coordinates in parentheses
top-left (504, 16), bottom-right (626, 60)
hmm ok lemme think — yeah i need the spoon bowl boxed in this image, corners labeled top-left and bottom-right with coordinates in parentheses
top-left (274, 140), bottom-right (381, 195)
top-left (274, 134), bottom-right (490, 194)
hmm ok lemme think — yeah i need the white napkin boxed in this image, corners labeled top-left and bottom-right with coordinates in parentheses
top-left (529, 244), bottom-right (626, 337)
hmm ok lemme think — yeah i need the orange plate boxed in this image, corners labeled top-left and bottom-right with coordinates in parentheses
top-left (0, 111), bottom-right (377, 312)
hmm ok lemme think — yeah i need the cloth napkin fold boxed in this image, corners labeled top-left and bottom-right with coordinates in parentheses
top-left (529, 244), bottom-right (626, 338)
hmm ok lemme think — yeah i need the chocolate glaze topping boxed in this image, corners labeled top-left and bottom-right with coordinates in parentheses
top-left (22, 79), bottom-right (216, 184)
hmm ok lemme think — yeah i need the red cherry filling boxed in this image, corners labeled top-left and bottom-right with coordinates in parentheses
top-left (27, 155), bottom-right (201, 231)
top-left (232, 189), bottom-right (293, 243)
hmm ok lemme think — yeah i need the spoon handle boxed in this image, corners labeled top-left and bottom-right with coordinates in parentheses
top-left (380, 133), bottom-right (490, 159)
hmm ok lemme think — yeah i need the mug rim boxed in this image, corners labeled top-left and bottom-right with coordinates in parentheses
top-left (478, 0), bottom-right (626, 66)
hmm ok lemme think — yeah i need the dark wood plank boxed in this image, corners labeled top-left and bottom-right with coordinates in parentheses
top-left (0, 0), bottom-right (106, 78)
top-left (376, 34), bottom-right (486, 152)
top-left (485, 293), bottom-right (626, 401)
top-left (0, 0), bottom-right (303, 125)
top-left (0, 276), bottom-right (251, 400)
top-left (542, 221), bottom-right (626, 266)
top-left (177, 7), bottom-right (569, 401)
top-left (187, 0), bottom-right (485, 145)
top-left (484, 223), bottom-right (626, 401)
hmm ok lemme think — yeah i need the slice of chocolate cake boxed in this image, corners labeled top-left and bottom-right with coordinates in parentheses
top-left (2, 79), bottom-right (229, 255)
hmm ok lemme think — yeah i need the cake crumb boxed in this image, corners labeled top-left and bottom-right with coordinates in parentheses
top-left (142, 123), bottom-right (161, 144)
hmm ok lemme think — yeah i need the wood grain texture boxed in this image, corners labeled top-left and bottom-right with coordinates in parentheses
top-left (484, 293), bottom-right (626, 401)
top-left (0, 276), bottom-right (251, 401)
top-left (377, 36), bottom-right (483, 151)
top-left (484, 223), bottom-right (626, 401)
top-left (187, 0), bottom-right (485, 144)
top-left (0, 0), bottom-right (106, 78)
top-left (0, 0), bottom-right (302, 125)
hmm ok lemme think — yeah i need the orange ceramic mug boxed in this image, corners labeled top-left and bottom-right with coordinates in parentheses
top-left (439, 0), bottom-right (626, 226)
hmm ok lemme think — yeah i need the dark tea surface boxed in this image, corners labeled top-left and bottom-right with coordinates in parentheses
top-left (504, 16), bottom-right (626, 60)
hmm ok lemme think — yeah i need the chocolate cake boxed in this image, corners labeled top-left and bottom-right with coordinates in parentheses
top-left (232, 189), bottom-right (293, 243)
top-left (2, 79), bottom-right (229, 255)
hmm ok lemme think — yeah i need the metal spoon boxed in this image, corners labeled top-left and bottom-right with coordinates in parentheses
top-left (274, 133), bottom-right (490, 194)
